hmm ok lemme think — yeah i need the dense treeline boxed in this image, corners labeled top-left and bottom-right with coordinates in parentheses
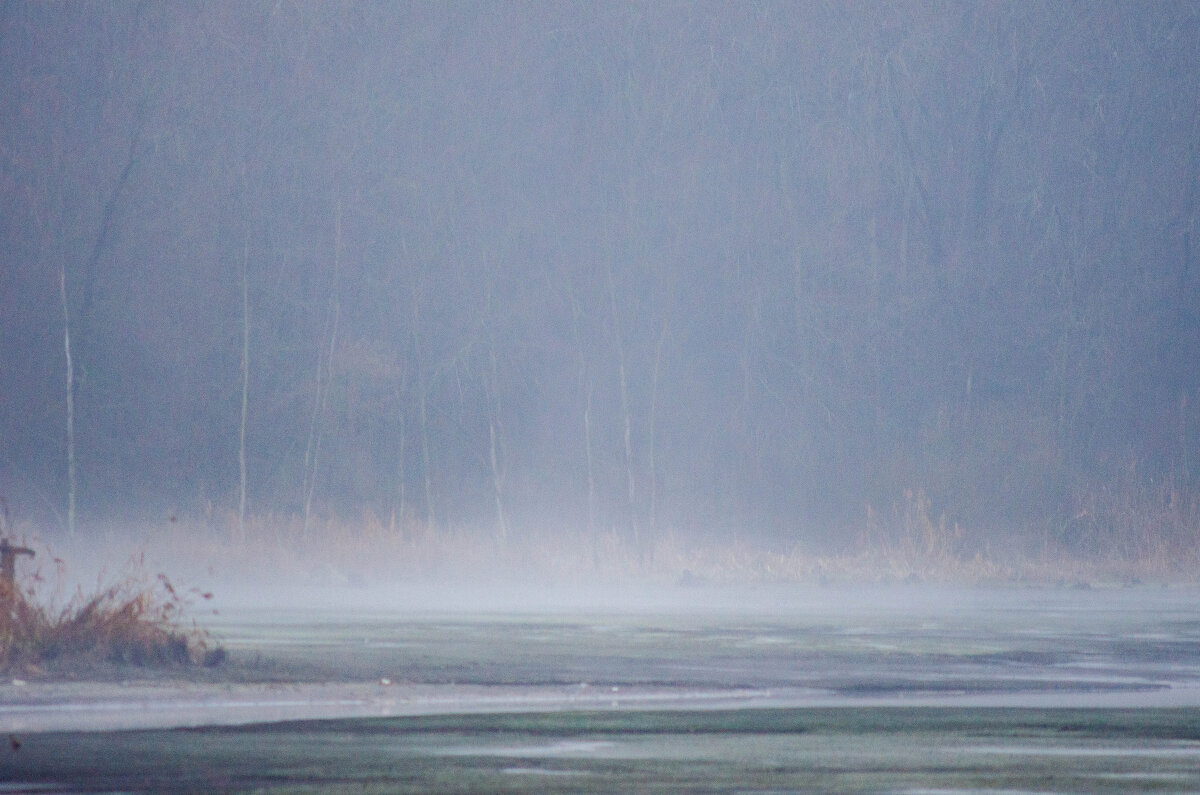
top-left (1, 3), bottom-right (1197, 557)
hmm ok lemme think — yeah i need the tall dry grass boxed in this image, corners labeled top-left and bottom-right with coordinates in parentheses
top-left (0, 549), bottom-right (223, 674)
top-left (21, 475), bottom-right (1200, 603)
top-left (1029, 475), bottom-right (1200, 583)
top-left (135, 498), bottom-right (1017, 589)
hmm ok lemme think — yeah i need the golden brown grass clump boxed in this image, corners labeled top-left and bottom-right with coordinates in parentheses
top-left (0, 554), bottom-right (223, 674)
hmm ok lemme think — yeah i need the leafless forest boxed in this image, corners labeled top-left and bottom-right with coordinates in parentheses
top-left (2, 3), bottom-right (1198, 579)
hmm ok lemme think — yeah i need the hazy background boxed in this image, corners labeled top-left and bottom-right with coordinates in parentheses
top-left (2, 2), bottom-right (1198, 569)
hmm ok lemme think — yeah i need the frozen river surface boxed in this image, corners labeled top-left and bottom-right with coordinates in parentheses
top-left (4, 583), bottom-right (1200, 791)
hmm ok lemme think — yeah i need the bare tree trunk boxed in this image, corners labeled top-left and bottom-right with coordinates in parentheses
top-left (73, 128), bottom-right (140, 396)
top-left (489, 419), bottom-right (506, 541)
top-left (390, 396), bottom-right (406, 534)
top-left (54, 119), bottom-right (141, 539)
top-left (607, 268), bottom-right (638, 551)
top-left (487, 347), bottom-right (507, 542)
top-left (238, 233), bottom-right (250, 540)
top-left (302, 199), bottom-right (342, 536)
top-left (569, 290), bottom-right (597, 537)
top-left (59, 269), bottom-right (76, 538)
top-left (583, 379), bottom-right (596, 535)
top-left (648, 319), bottom-right (667, 542)
top-left (301, 308), bottom-right (323, 519)
top-left (406, 288), bottom-right (438, 533)
top-left (303, 292), bottom-right (339, 538)
top-left (1180, 391), bottom-right (1190, 485)
top-left (418, 378), bottom-right (436, 531)
top-left (301, 300), bottom-right (328, 533)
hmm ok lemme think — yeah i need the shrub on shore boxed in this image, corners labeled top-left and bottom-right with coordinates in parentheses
top-left (0, 554), bottom-right (223, 674)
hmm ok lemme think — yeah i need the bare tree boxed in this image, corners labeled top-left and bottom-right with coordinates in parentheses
top-left (607, 266), bottom-right (638, 551)
top-left (568, 287), bottom-right (597, 537)
top-left (59, 268), bottom-right (76, 537)
top-left (485, 343), bottom-right (508, 542)
top-left (301, 198), bottom-right (343, 536)
top-left (238, 230), bottom-right (250, 539)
